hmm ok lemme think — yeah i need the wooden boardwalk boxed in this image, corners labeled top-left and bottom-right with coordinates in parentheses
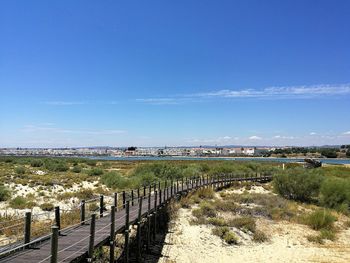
top-left (0, 175), bottom-right (272, 263)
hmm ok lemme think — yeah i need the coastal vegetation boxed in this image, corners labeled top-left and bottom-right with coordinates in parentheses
top-left (0, 156), bottom-right (349, 249)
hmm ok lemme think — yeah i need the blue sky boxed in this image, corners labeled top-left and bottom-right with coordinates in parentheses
top-left (1, 0), bottom-right (350, 147)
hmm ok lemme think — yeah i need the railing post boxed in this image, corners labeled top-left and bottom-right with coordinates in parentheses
top-left (24, 211), bottom-right (31, 248)
top-left (122, 191), bottom-right (126, 209)
top-left (109, 206), bottom-right (115, 263)
top-left (124, 201), bottom-right (130, 263)
top-left (114, 192), bottom-right (118, 212)
top-left (159, 189), bottom-right (162, 205)
top-left (137, 188), bottom-right (140, 203)
top-left (100, 195), bottom-right (104, 218)
top-left (181, 178), bottom-right (184, 192)
top-left (54, 206), bottom-right (61, 233)
top-left (147, 192), bottom-right (151, 248)
top-left (143, 186), bottom-right (146, 197)
top-left (131, 190), bottom-right (134, 206)
top-left (170, 180), bottom-right (173, 197)
top-left (80, 200), bottom-right (86, 225)
top-left (153, 190), bottom-right (158, 239)
top-left (50, 226), bottom-right (59, 263)
top-left (137, 198), bottom-right (143, 261)
top-left (88, 214), bottom-right (96, 262)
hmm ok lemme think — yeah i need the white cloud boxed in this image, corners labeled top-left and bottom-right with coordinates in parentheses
top-left (309, 132), bottom-right (317, 135)
top-left (249, 136), bottom-right (262, 140)
top-left (198, 84), bottom-right (350, 99)
top-left (343, 131), bottom-right (350, 135)
top-left (137, 84), bottom-right (350, 105)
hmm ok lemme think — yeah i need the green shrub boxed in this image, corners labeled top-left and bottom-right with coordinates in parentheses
top-left (253, 230), bottom-right (269, 242)
top-left (304, 209), bottom-right (337, 230)
top-left (0, 185), bottom-right (11, 201)
top-left (71, 165), bottom-right (82, 173)
top-left (10, 196), bottom-right (27, 209)
top-left (213, 200), bottom-right (239, 212)
top-left (85, 160), bottom-right (97, 166)
top-left (88, 168), bottom-right (104, 176)
top-left (319, 229), bottom-right (336, 241)
top-left (307, 234), bottom-right (324, 244)
top-left (212, 226), bottom-right (238, 244)
top-left (15, 166), bottom-right (26, 175)
top-left (212, 226), bottom-right (230, 237)
top-left (101, 172), bottom-right (133, 189)
top-left (273, 168), bottom-right (324, 202)
top-left (208, 217), bottom-right (227, 226)
top-left (30, 159), bottom-right (43, 167)
top-left (40, 202), bottom-right (54, 211)
top-left (195, 188), bottom-right (215, 199)
top-left (320, 177), bottom-right (350, 211)
top-left (199, 202), bottom-right (217, 218)
top-left (227, 216), bottom-right (256, 233)
top-left (307, 229), bottom-right (336, 244)
top-left (137, 172), bottom-right (157, 186)
top-left (44, 160), bottom-right (69, 172)
top-left (223, 231), bottom-right (238, 244)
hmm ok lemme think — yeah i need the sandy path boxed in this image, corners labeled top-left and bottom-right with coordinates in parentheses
top-left (159, 208), bottom-right (350, 263)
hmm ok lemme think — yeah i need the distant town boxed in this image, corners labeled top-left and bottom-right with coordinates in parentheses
top-left (1, 145), bottom-right (349, 158)
top-left (0, 146), bottom-right (272, 157)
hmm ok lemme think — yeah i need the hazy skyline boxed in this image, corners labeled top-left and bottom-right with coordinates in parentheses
top-left (1, 1), bottom-right (350, 147)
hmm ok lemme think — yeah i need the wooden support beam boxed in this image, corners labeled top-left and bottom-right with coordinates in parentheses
top-left (80, 200), bottom-right (85, 225)
top-left (122, 191), bottom-right (126, 209)
top-left (50, 226), bottom-right (59, 263)
top-left (54, 206), bottom-right (61, 233)
top-left (24, 211), bottom-right (31, 248)
top-left (100, 195), bottom-right (104, 218)
top-left (109, 206), bottom-right (115, 263)
top-left (137, 198), bottom-right (143, 261)
top-left (124, 201), bottom-right (130, 263)
top-left (88, 214), bottom-right (96, 262)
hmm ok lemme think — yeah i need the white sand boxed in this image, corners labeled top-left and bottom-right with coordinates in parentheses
top-left (160, 208), bottom-right (350, 263)
top-left (159, 185), bottom-right (350, 263)
top-left (0, 180), bottom-right (107, 218)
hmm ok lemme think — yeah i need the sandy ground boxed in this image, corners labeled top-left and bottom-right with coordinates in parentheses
top-left (159, 187), bottom-right (350, 263)
top-left (0, 180), bottom-right (111, 218)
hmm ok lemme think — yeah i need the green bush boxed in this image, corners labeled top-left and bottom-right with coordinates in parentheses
top-left (212, 226), bottom-right (230, 237)
top-left (88, 168), bottom-right (104, 176)
top-left (227, 217), bottom-right (256, 233)
top-left (253, 230), bottom-right (269, 242)
top-left (132, 163), bottom-right (184, 180)
top-left (273, 168), bottom-right (324, 202)
top-left (30, 159), bottom-right (43, 167)
top-left (320, 177), bottom-right (350, 211)
top-left (223, 231), bottom-right (238, 244)
top-left (0, 185), bottom-right (11, 201)
top-left (213, 200), bottom-right (239, 212)
top-left (15, 166), bottom-right (26, 175)
top-left (101, 172), bottom-right (133, 189)
top-left (40, 202), bottom-right (54, 211)
top-left (9, 196), bottom-right (28, 209)
top-left (304, 209), bottom-right (337, 230)
top-left (195, 188), bottom-right (215, 199)
top-left (212, 226), bottom-right (238, 244)
top-left (71, 165), bottom-right (82, 173)
top-left (137, 172), bottom-right (157, 186)
top-left (44, 160), bottom-right (69, 172)
top-left (208, 217), bottom-right (227, 226)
